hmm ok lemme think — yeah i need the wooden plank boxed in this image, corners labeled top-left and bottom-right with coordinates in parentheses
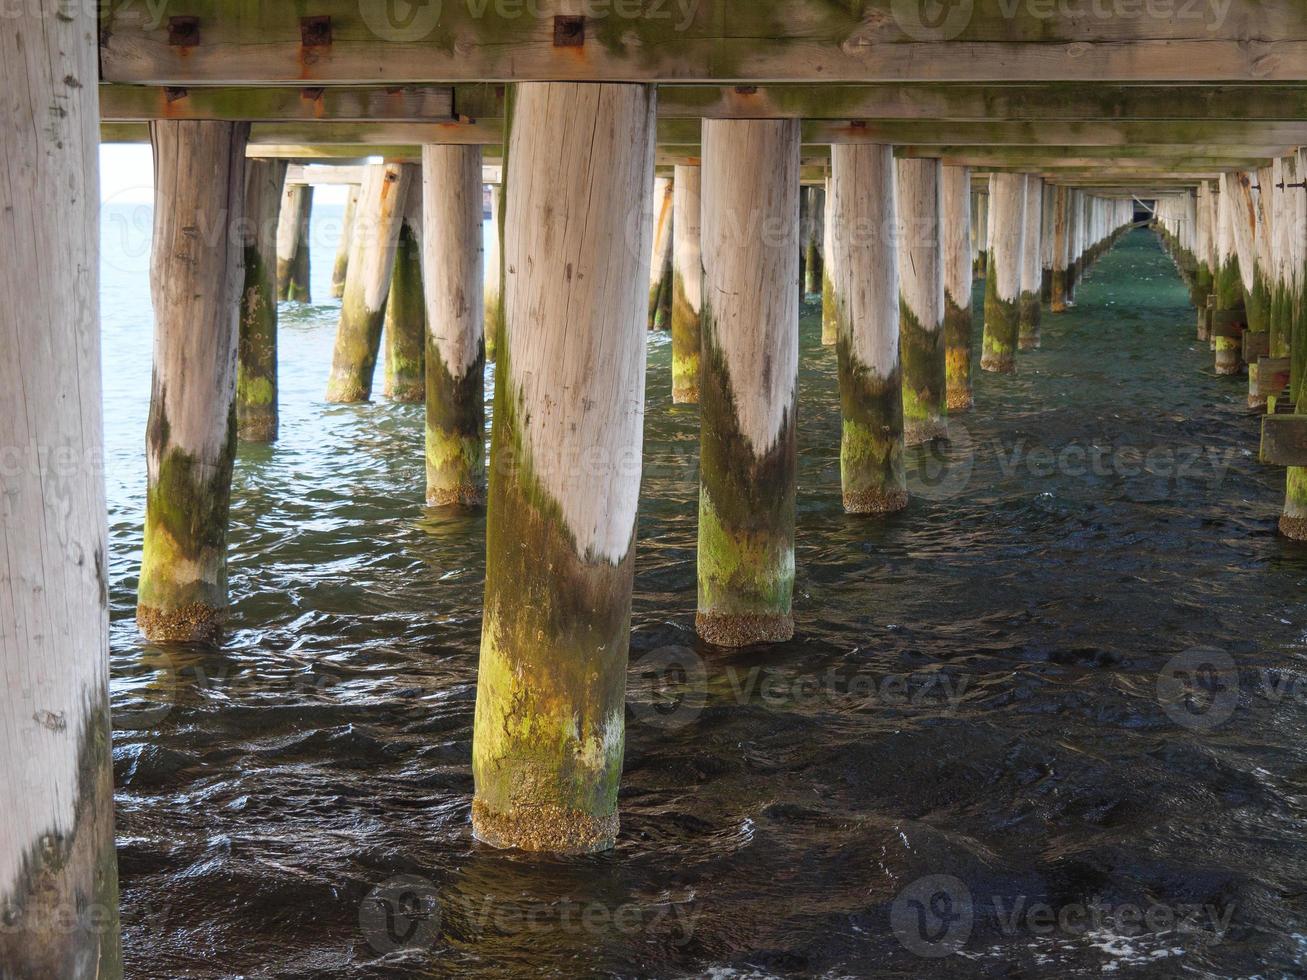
top-left (103, 82), bottom-right (1307, 123)
top-left (101, 118), bottom-right (1307, 148)
top-left (99, 2), bottom-right (1307, 84)
top-left (1255, 356), bottom-right (1291, 395)
top-left (1261, 415), bottom-right (1307, 466)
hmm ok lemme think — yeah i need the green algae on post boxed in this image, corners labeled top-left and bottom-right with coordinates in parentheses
top-left (472, 82), bottom-right (655, 853)
top-left (140, 119), bottom-right (249, 642)
top-left (384, 173), bottom-right (426, 404)
top-left (896, 157), bottom-right (947, 446)
top-left (982, 173), bottom-right (1027, 374)
top-left (832, 143), bottom-right (908, 514)
top-left (696, 118), bottom-right (800, 646)
top-left (671, 164), bottom-right (702, 404)
top-left (942, 165), bottom-right (974, 411)
top-left (238, 158), bottom-right (286, 443)
top-left (423, 144), bottom-right (486, 508)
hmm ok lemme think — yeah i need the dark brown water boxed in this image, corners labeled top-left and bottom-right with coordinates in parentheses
top-left (105, 224), bottom-right (1307, 977)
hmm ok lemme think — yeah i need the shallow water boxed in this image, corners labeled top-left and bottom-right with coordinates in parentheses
top-left (104, 216), bottom-right (1307, 977)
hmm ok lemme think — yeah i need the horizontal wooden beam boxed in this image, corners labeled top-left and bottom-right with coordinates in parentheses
top-left (1262, 415), bottom-right (1307, 466)
top-left (100, 118), bottom-right (1307, 148)
top-left (99, 2), bottom-right (1307, 84)
top-left (101, 82), bottom-right (1307, 123)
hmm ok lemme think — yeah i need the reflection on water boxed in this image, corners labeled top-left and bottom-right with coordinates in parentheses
top-left (105, 216), bottom-right (1307, 977)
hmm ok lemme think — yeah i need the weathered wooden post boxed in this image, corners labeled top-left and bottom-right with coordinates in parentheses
top-left (896, 157), bottom-right (948, 445)
top-left (1247, 166), bottom-right (1275, 408)
top-left (325, 162), bottom-right (412, 403)
top-left (471, 82), bottom-right (655, 854)
top-left (832, 144), bottom-right (908, 514)
top-left (672, 163), bottom-right (703, 404)
top-left (139, 121), bottom-right (249, 643)
top-left (384, 168), bottom-right (426, 403)
top-left (822, 176), bottom-right (839, 346)
top-left (276, 182), bottom-right (312, 302)
top-left (1269, 158), bottom-right (1291, 371)
top-left (803, 185), bottom-right (825, 295)
top-left (423, 145), bottom-right (485, 507)
top-left (697, 118), bottom-right (800, 646)
top-left (1019, 175), bottom-right (1044, 349)
top-left (1050, 185), bottom-right (1070, 313)
top-left (331, 185), bottom-right (360, 299)
top-left (1040, 181), bottom-right (1055, 304)
top-left (1214, 173), bottom-right (1246, 376)
top-left (982, 173), bottom-right (1027, 373)
top-left (1195, 181), bottom-right (1216, 341)
top-left (1283, 149), bottom-right (1307, 535)
top-left (648, 175), bottom-right (674, 330)
top-left (1, 14), bottom-right (122, 975)
top-left (973, 188), bottom-right (989, 279)
top-left (237, 158), bottom-right (287, 442)
top-left (1065, 189), bottom-right (1082, 302)
top-left (484, 183), bottom-right (502, 362)
top-left (942, 164), bottom-right (974, 411)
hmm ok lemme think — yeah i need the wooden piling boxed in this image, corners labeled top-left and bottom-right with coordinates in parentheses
top-left (942, 165), bottom-right (974, 411)
top-left (1039, 181), bottom-right (1055, 304)
top-left (1214, 173), bottom-right (1245, 376)
top-left (896, 157), bottom-right (948, 445)
top-left (275, 183), bottom-right (312, 302)
top-left (832, 144), bottom-right (908, 514)
top-left (803, 185), bottom-right (825, 295)
top-left (383, 167), bottom-right (426, 403)
top-left (423, 145), bottom-right (485, 507)
top-left (237, 158), bottom-right (287, 442)
top-left (471, 83), bottom-right (655, 854)
top-left (484, 184), bottom-right (502, 362)
top-left (1019, 175), bottom-right (1044, 350)
top-left (1050, 185), bottom-right (1070, 313)
top-left (982, 173), bottom-right (1027, 373)
top-left (330, 185), bottom-right (359, 299)
top-left (1281, 149), bottom-right (1307, 538)
top-left (139, 121), bottom-right (249, 642)
top-left (0, 13), bottom-right (122, 974)
top-left (325, 162), bottom-right (412, 403)
top-left (671, 164), bottom-right (703, 404)
top-left (648, 175), bottom-right (674, 331)
top-left (821, 177), bottom-right (839, 346)
top-left (974, 188), bottom-right (989, 279)
top-left (697, 118), bottom-right (800, 646)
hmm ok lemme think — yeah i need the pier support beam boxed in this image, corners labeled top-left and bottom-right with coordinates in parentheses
top-left (237, 158), bottom-right (287, 442)
top-left (821, 178), bottom-right (839, 346)
top-left (942, 164), bottom-right (974, 411)
top-left (832, 143), bottom-right (908, 514)
top-left (423, 145), bottom-right (485, 507)
top-left (139, 121), bottom-right (249, 642)
top-left (384, 168), bottom-right (426, 403)
top-left (1019, 176), bottom-right (1044, 350)
top-left (0, 14), bottom-right (122, 975)
top-left (671, 164), bottom-right (703, 404)
top-left (697, 118), bottom-right (800, 646)
top-left (325, 162), bottom-right (412, 403)
top-left (471, 82), bottom-right (655, 853)
top-left (803, 185), bottom-right (825, 296)
top-left (1281, 150), bottom-right (1307, 537)
top-left (982, 173), bottom-right (1027, 373)
top-left (1214, 172), bottom-right (1245, 376)
top-left (330, 185), bottom-right (359, 300)
top-left (648, 175), bottom-right (674, 331)
top-left (276, 183), bottom-right (312, 303)
top-left (484, 184), bottom-right (502, 362)
top-left (1196, 181), bottom-right (1216, 341)
top-left (1050, 185), bottom-right (1070, 313)
top-left (896, 157), bottom-right (947, 445)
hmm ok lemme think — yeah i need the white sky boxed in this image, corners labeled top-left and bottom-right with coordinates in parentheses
top-left (100, 144), bottom-right (349, 206)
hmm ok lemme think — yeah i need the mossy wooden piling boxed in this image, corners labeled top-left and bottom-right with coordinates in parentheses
top-left (982, 173), bottom-right (1027, 373)
top-left (330, 185), bottom-right (359, 299)
top-left (1, 11), bottom-right (123, 974)
top-left (275, 183), bottom-right (312, 303)
top-left (383, 167), bottom-right (427, 403)
top-left (832, 143), bottom-right (908, 514)
top-left (423, 145), bottom-right (486, 508)
top-left (942, 164), bottom-right (974, 411)
top-left (671, 164), bottom-right (703, 404)
top-left (648, 175), bottom-right (674, 331)
top-left (697, 118), bottom-right (800, 647)
top-left (238, 158), bottom-right (287, 442)
top-left (325, 162), bottom-right (412, 403)
top-left (471, 82), bottom-right (655, 854)
top-left (1019, 176), bottom-right (1044, 350)
top-left (896, 156), bottom-right (948, 446)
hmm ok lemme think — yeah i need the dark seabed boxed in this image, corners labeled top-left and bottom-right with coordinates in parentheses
top-left (104, 214), bottom-right (1307, 977)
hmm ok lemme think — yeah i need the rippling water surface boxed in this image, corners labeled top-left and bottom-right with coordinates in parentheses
top-left (103, 211), bottom-right (1307, 977)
